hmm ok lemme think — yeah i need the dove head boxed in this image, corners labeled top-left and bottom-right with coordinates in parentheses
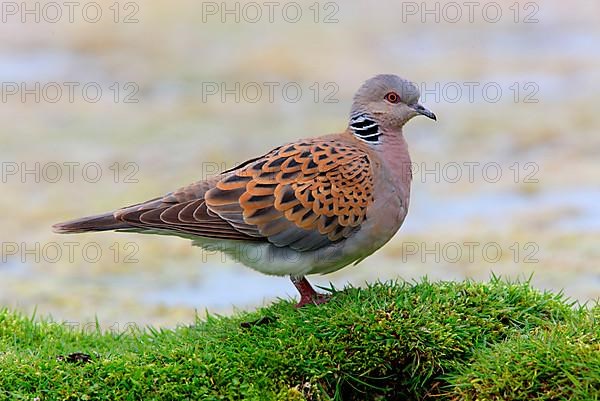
top-left (348, 74), bottom-right (435, 144)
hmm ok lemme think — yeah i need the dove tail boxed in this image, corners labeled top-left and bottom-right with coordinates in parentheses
top-left (52, 212), bottom-right (129, 233)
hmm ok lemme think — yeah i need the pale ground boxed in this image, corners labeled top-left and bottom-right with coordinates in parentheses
top-left (0, 1), bottom-right (598, 327)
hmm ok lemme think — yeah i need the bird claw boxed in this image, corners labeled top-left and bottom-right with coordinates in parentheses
top-left (295, 293), bottom-right (331, 308)
top-left (291, 276), bottom-right (332, 308)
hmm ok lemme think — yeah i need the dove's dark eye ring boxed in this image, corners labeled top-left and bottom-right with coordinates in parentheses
top-left (384, 92), bottom-right (400, 104)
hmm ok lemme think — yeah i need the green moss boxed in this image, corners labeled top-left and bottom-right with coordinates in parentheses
top-left (0, 278), bottom-right (596, 400)
top-left (447, 305), bottom-right (599, 401)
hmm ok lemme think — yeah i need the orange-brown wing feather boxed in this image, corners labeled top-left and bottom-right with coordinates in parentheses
top-left (205, 139), bottom-right (374, 251)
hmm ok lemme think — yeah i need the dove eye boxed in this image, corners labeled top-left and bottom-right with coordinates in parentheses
top-left (384, 92), bottom-right (400, 104)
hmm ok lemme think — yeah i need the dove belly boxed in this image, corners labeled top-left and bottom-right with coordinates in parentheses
top-left (190, 205), bottom-right (406, 276)
top-left (190, 238), bottom-right (363, 276)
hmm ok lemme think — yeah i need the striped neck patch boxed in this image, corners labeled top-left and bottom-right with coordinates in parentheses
top-left (349, 113), bottom-right (381, 144)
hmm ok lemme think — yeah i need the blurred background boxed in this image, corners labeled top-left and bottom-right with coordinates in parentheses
top-left (1, 1), bottom-right (598, 327)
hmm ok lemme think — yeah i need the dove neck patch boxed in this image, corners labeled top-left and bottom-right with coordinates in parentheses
top-left (349, 113), bottom-right (381, 144)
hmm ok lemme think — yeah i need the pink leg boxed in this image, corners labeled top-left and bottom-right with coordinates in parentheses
top-left (290, 276), bottom-right (330, 308)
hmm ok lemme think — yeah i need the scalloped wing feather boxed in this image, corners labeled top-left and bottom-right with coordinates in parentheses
top-left (205, 139), bottom-right (374, 251)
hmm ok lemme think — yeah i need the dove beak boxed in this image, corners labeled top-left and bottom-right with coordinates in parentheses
top-left (411, 103), bottom-right (437, 121)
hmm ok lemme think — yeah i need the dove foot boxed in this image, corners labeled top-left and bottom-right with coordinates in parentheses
top-left (290, 275), bottom-right (331, 308)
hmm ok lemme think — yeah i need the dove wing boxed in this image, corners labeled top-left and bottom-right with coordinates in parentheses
top-left (116, 139), bottom-right (375, 251)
